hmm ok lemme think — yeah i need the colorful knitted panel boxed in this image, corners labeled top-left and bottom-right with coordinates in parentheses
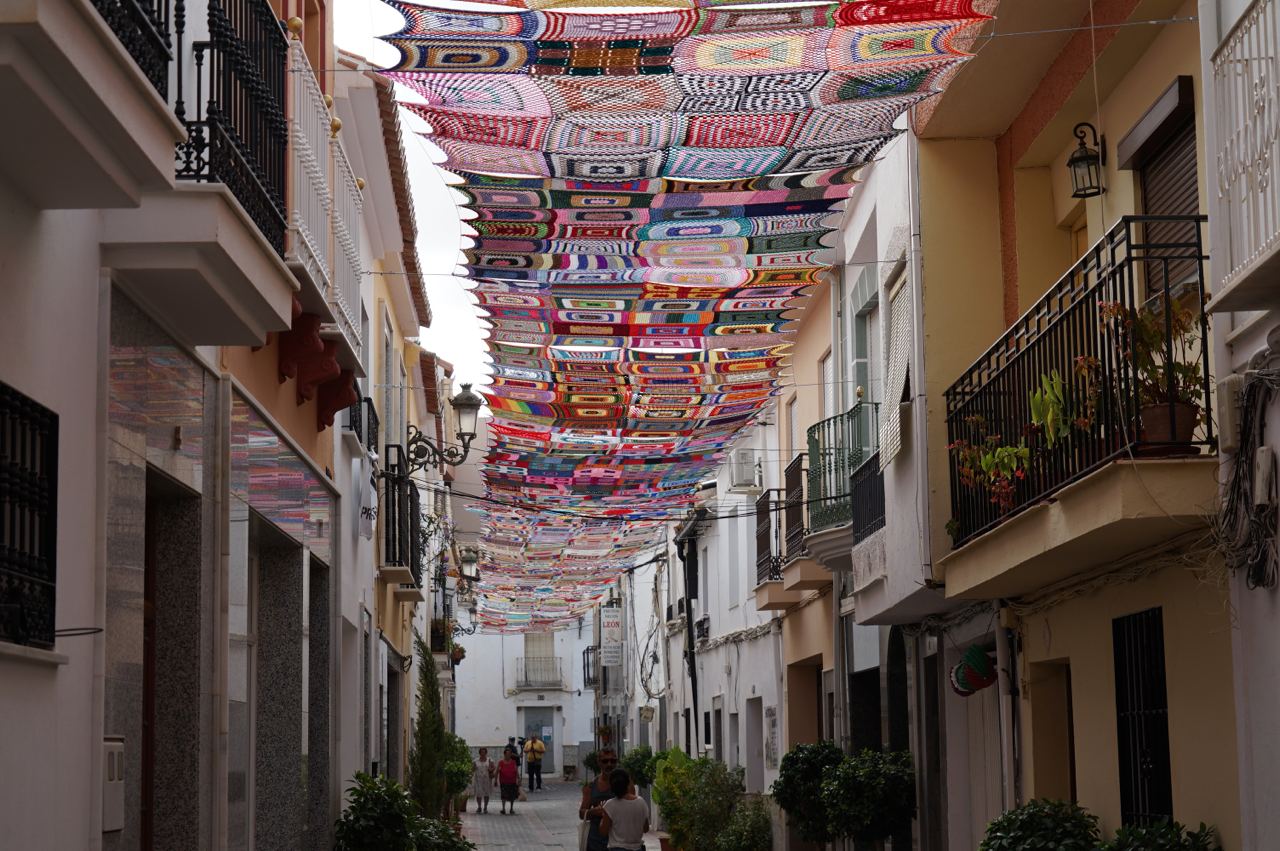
top-left (381, 0), bottom-right (992, 631)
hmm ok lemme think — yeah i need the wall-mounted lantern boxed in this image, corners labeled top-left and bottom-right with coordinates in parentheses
top-left (1068, 122), bottom-right (1106, 199)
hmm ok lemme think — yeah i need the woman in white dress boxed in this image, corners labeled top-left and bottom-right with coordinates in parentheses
top-left (472, 746), bottom-right (497, 813)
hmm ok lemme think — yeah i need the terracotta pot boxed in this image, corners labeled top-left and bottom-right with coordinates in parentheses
top-left (1139, 402), bottom-right (1198, 446)
top-left (659, 836), bottom-right (674, 851)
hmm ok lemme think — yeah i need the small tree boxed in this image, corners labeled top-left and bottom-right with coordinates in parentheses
top-left (771, 742), bottom-right (844, 844)
top-left (408, 630), bottom-right (448, 819)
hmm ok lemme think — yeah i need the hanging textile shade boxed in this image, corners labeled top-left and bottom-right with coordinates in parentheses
top-left (382, 0), bottom-right (995, 630)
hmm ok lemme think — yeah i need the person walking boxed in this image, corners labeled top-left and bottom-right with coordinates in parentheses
top-left (497, 746), bottom-right (521, 815)
top-left (524, 733), bottom-right (546, 791)
top-left (471, 746), bottom-right (496, 814)
top-left (578, 748), bottom-right (618, 851)
top-left (599, 768), bottom-right (650, 851)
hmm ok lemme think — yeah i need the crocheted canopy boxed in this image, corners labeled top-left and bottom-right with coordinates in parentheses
top-left (381, 0), bottom-right (990, 631)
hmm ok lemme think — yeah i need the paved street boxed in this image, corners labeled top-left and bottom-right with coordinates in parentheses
top-left (460, 778), bottom-right (661, 850)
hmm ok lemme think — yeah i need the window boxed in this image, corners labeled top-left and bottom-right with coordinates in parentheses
top-left (0, 380), bottom-right (58, 649)
top-left (1113, 607), bottom-right (1172, 825)
top-left (820, 350), bottom-right (834, 418)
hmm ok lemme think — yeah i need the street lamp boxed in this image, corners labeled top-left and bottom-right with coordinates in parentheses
top-left (404, 383), bottom-right (484, 472)
top-left (459, 547), bottom-right (481, 583)
top-left (1068, 122), bottom-right (1106, 199)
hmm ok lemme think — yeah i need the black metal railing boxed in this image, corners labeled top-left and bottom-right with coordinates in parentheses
top-left (754, 490), bottom-right (783, 585)
top-left (429, 617), bottom-right (448, 654)
top-left (174, 0), bottom-right (288, 255)
top-left (382, 444), bottom-right (411, 568)
top-left (783, 454), bottom-right (806, 561)
top-left (517, 656), bottom-right (562, 688)
top-left (346, 394), bottom-right (380, 454)
top-left (0, 382), bottom-right (59, 650)
top-left (807, 402), bottom-right (878, 533)
top-left (408, 482), bottom-right (423, 586)
top-left (850, 452), bottom-right (886, 545)
top-left (695, 615), bottom-right (710, 640)
top-left (583, 645), bottom-right (599, 687)
top-left (91, 0), bottom-right (173, 96)
top-left (944, 216), bottom-right (1212, 546)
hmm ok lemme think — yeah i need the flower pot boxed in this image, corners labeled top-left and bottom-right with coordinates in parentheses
top-left (659, 835), bottom-right (675, 851)
top-left (1138, 402), bottom-right (1199, 452)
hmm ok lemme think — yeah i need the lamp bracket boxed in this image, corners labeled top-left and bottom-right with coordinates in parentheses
top-left (405, 423), bottom-right (472, 473)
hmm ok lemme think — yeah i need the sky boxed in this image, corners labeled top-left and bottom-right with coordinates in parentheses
top-left (334, 0), bottom-right (493, 392)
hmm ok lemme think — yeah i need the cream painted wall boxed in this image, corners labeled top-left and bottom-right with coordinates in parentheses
top-left (772, 279), bottom-right (831, 484)
top-left (918, 139), bottom-right (1006, 567)
top-left (1018, 565), bottom-right (1240, 848)
top-left (222, 343), bottom-right (336, 473)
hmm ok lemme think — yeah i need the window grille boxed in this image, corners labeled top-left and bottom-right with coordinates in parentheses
top-left (1113, 607), bottom-right (1173, 825)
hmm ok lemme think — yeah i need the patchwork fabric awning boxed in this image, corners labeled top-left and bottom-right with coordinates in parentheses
top-left (382, 0), bottom-right (990, 632)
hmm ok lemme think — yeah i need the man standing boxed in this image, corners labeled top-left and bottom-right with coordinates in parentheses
top-left (523, 733), bottom-right (546, 791)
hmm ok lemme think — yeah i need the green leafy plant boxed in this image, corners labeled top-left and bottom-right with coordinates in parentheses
top-left (979, 799), bottom-right (1100, 851)
top-left (335, 772), bottom-right (469, 851)
top-left (717, 794), bottom-right (773, 851)
top-left (621, 744), bottom-right (657, 787)
top-left (1101, 301), bottom-right (1204, 410)
top-left (770, 741), bottom-right (844, 844)
top-left (654, 749), bottom-right (745, 851)
top-left (408, 630), bottom-right (448, 819)
top-left (950, 426), bottom-right (1031, 513)
top-left (421, 815), bottom-right (478, 851)
top-left (582, 750), bottom-right (599, 776)
top-left (1101, 820), bottom-right (1221, 851)
top-left (1030, 370), bottom-right (1070, 449)
top-left (820, 749), bottom-right (915, 842)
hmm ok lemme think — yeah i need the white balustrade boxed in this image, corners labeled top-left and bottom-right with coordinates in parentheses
top-left (1214, 0), bottom-right (1280, 294)
top-left (285, 40), bottom-right (331, 294)
top-left (330, 133), bottom-right (364, 360)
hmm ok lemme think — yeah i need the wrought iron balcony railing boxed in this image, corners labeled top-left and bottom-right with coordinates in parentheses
top-left (175, 0), bottom-right (288, 255)
top-left (285, 39), bottom-right (331, 291)
top-left (850, 452), bottom-right (886, 545)
top-left (583, 645), bottom-right (599, 688)
top-left (90, 0), bottom-right (173, 97)
top-left (754, 490), bottom-right (783, 585)
top-left (1212, 0), bottom-right (1280, 299)
top-left (517, 656), bottom-right (562, 688)
top-left (345, 396), bottom-right (380, 455)
top-left (381, 444), bottom-right (413, 569)
top-left (944, 215), bottom-right (1212, 547)
top-left (783, 454), bottom-right (806, 561)
top-left (806, 402), bottom-right (878, 534)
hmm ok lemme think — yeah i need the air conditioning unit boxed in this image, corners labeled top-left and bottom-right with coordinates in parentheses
top-left (727, 448), bottom-right (761, 493)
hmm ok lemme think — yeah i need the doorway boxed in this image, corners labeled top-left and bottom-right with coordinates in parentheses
top-left (523, 706), bottom-right (556, 771)
top-left (744, 697), bottom-right (764, 793)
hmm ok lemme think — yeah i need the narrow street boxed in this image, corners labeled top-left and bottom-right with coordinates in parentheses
top-left (460, 779), bottom-right (660, 851)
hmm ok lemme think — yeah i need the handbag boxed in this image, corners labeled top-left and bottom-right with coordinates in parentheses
top-left (578, 818), bottom-right (591, 851)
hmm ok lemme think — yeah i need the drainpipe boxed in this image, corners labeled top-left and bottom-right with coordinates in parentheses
top-left (994, 605), bottom-right (1018, 810)
top-left (674, 508), bottom-right (707, 754)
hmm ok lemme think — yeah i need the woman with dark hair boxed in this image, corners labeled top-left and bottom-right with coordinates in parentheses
top-left (599, 768), bottom-right (649, 851)
top-left (497, 746), bottom-right (520, 815)
top-left (579, 748), bottom-right (618, 851)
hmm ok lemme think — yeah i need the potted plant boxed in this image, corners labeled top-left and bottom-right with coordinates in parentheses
top-left (820, 749), bottom-right (916, 844)
top-left (597, 724), bottom-right (614, 746)
top-left (979, 799), bottom-right (1100, 851)
top-left (948, 427), bottom-right (1031, 513)
top-left (1102, 301), bottom-right (1204, 444)
top-left (653, 748), bottom-right (744, 851)
top-left (716, 794), bottom-right (772, 851)
top-left (449, 640), bottom-right (466, 665)
top-left (335, 772), bottom-right (476, 851)
top-left (1029, 370), bottom-right (1071, 449)
top-left (582, 750), bottom-right (600, 777)
top-left (770, 741), bottom-right (843, 844)
top-left (621, 744), bottom-right (656, 788)
top-left (1101, 820), bottom-right (1221, 851)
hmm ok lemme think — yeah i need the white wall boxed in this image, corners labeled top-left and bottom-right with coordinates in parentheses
top-left (0, 185), bottom-right (107, 847)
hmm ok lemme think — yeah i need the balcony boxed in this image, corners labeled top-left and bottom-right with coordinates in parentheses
top-left (939, 216), bottom-right (1217, 599)
top-left (1209, 0), bottom-right (1280, 312)
top-left (343, 395), bottom-right (380, 455)
top-left (806, 402), bottom-right (877, 534)
top-left (378, 444), bottom-right (416, 586)
top-left (753, 490), bottom-right (802, 611)
top-left (285, 38), bottom-right (332, 312)
top-left (0, 0), bottom-right (184, 208)
top-left (328, 128), bottom-right (364, 366)
top-left (850, 452), bottom-right (886, 545)
top-left (516, 656), bottom-right (562, 689)
top-left (100, 0), bottom-right (296, 346)
top-left (583, 645), bottom-right (599, 688)
top-left (780, 454), bottom-right (827, 591)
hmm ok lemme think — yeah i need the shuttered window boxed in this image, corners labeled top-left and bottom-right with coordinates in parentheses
top-left (1113, 607), bottom-right (1173, 826)
top-left (1139, 120), bottom-right (1199, 296)
top-left (879, 279), bottom-right (911, 469)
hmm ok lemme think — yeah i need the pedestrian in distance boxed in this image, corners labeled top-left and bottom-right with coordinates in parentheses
top-left (598, 767), bottom-right (649, 851)
top-left (524, 733), bottom-right (546, 791)
top-left (472, 746), bottom-right (496, 814)
top-left (498, 746), bottom-right (520, 814)
top-left (579, 748), bottom-right (619, 851)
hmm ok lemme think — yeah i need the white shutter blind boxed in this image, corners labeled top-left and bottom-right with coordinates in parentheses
top-left (525, 631), bottom-right (554, 657)
top-left (879, 283), bottom-right (912, 469)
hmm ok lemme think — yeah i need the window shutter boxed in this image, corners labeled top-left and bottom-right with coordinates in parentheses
top-left (879, 283), bottom-right (912, 468)
top-left (1139, 121), bottom-right (1199, 294)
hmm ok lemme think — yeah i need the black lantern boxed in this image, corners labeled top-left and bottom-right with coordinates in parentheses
top-left (403, 383), bottom-right (485, 472)
top-left (1068, 122), bottom-right (1106, 199)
